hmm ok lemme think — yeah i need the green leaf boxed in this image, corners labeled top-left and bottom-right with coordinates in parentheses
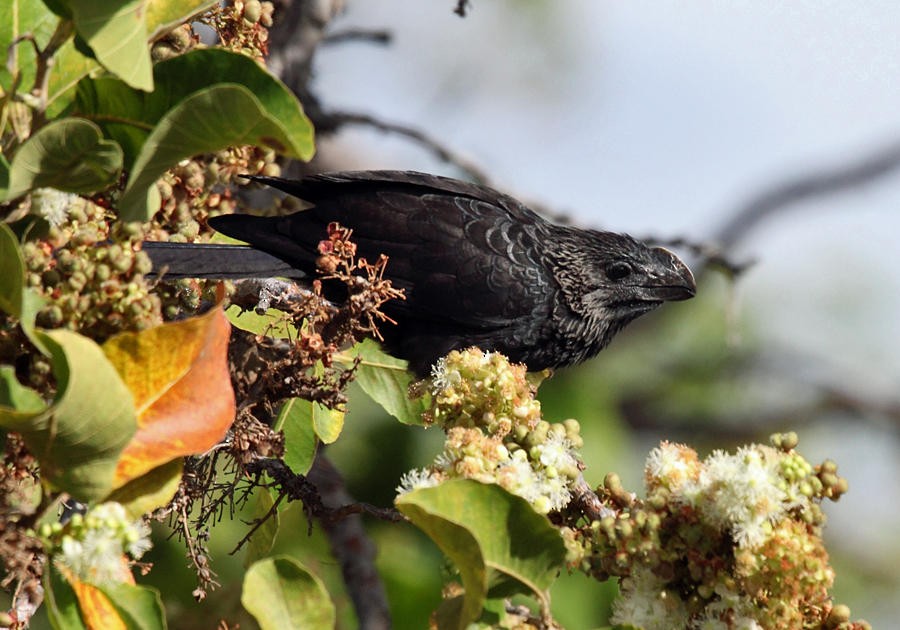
top-left (118, 84), bottom-right (303, 220)
top-left (244, 487), bottom-right (280, 568)
top-left (106, 458), bottom-right (184, 519)
top-left (0, 0), bottom-right (59, 96)
top-left (0, 223), bottom-right (47, 353)
top-left (94, 582), bottom-right (167, 630)
top-left (0, 330), bottom-right (137, 502)
top-left (275, 398), bottom-right (319, 476)
top-left (44, 564), bottom-right (88, 630)
top-left (46, 39), bottom-right (102, 116)
top-left (0, 366), bottom-right (44, 415)
top-left (349, 339), bottom-right (428, 425)
top-left (73, 48), bottom-right (314, 220)
top-left (226, 304), bottom-right (298, 339)
top-left (242, 556), bottom-right (336, 630)
top-left (44, 0), bottom-right (219, 114)
top-left (145, 0), bottom-right (217, 39)
top-left (74, 75), bottom-right (149, 167)
top-left (4, 118), bottom-right (123, 199)
top-left (396, 480), bottom-right (568, 629)
top-left (312, 404), bottom-right (343, 444)
top-left (62, 0), bottom-right (153, 91)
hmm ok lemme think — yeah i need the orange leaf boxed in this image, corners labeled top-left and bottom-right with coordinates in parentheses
top-left (104, 307), bottom-right (235, 488)
top-left (71, 580), bottom-right (128, 630)
top-left (58, 562), bottom-right (134, 630)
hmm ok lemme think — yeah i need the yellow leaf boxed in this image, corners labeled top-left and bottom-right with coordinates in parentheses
top-left (104, 308), bottom-right (234, 488)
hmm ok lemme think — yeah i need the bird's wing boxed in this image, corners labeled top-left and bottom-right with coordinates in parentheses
top-left (247, 171), bottom-right (547, 224)
top-left (210, 178), bottom-right (556, 332)
top-left (373, 191), bottom-right (555, 331)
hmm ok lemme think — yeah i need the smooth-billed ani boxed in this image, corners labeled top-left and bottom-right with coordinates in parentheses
top-left (144, 171), bottom-right (696, 376)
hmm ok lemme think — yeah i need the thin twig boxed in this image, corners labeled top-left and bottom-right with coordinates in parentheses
top-left (31, 19), bottom-right (75, 119)
top-left (646, 235), bottom-right (756, 278)
top-left (5, 35), bottom-right (40, 96)
top-left (454, 0), bottom-right (472, 17)
top-left (230, 490), bottom-right (285, 555)
top-left (714, 140), bottom-right (900, 249)
top-left (323, 29), bottom-right (392, 46)
top-left (645, 139), bottom-right (900, 279)
top-left (620, 377), bottom-right (900, 440)
top-left (569, 476), bottom-right (610, 523)
top-left (230, 277), bottom-right (321, 314)
top-left (322, 501), bottom-right (407, 525)
top-left (322, 109), bottom-right (492, 185)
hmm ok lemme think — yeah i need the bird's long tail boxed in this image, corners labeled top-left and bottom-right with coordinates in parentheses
top-left (142, 242), bottom-right (307, 280)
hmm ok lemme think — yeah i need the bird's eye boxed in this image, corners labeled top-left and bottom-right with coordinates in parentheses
top-left (605, 261), bottom-right (633, 281)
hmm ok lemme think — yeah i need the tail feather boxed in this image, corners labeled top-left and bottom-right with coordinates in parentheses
top-left (142, 242), bottom-right (306, 280)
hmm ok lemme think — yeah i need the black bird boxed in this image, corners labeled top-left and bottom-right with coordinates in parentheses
top-left (144, 171), bottom-right (696, 376)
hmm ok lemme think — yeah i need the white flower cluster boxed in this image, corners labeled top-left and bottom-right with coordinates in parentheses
top-left (601, 436), bottom-right (851, 629)
top-left (31, 188), bottom-right (80, 228)
top-left (610, 567), bottom-right (690, 630)
top-left (47, 502), bottom-right (152, 585)
top-left (397, 429), bottom-right (581, 514)
top-left (646, 441), bottom-right (803, 549)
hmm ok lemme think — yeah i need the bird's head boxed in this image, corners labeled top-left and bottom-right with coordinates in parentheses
top-left (553, 229), bottom-right (696, 341)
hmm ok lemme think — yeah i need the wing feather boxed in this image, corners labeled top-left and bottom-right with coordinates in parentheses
top-left (211, 173), bottom-right (558, 333)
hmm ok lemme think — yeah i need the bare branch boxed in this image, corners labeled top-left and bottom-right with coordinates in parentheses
top-left (714, 140), bottom-right (900, 249)
top-left (229, 277), bottom-right (321, 314)
top-left (323, 28), bottom-right (392, 46)
top-left (454, 1), bottom-right (472, 17)
top-left (620, 378), bottom-right (900, 441)
top-left (307, 456), bottom-right (392, 630)
top-left (322, 501), bottom-right (407, 525)
top-left (230, 491), bottom-right (285, 555)
top-left (321, 109), bottom-right (492, 185)
top-left (640, 139), bottom-right (900, 280)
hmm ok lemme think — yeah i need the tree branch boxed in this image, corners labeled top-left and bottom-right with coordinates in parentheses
top-left (714, 139), bottom-right (900, 249)
top-left (323, 28), bottom-right (392, 46)
top-left (306, 456), bottom-right (393, 630)
top-left (454, 1), bottom-right (471, 17)
top-left (318, 109), bottom-right (492, 185)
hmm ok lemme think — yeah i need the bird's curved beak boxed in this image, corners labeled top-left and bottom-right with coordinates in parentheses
top-left (643, 248), bottom-right (697, 302)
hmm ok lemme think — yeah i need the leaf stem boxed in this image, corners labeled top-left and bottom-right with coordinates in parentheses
top-left (31, 19), bottom-right (75, 124)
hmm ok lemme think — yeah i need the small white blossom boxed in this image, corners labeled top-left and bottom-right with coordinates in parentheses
top-left (535, 432), bottom-right (577, 471)
top-left (58, 536), bottom-right (86, 578)
top-left (646, 441), bottom-right (698, 493)
top-left (396, 468), bottom-right (440, 495)
top-left (51, 502), bottom-right (152, 585)
top-left (611, 567), bottom-right (691, 630)
top-left (429, 357), bottom-right (460, 393)
top-left (532, 472), bottom-right (571, 513)
top-left (31, 188), bottom-right (78, 228)
top-left (495, 450), bottom-right (538, 498)
top-left (125, 521), bottom-right (153, 559)
top-left (686, 446), bottom-right (788, 548)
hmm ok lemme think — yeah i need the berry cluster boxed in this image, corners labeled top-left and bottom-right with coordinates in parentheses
top-left (24, 192), bottom-right (159, 341)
